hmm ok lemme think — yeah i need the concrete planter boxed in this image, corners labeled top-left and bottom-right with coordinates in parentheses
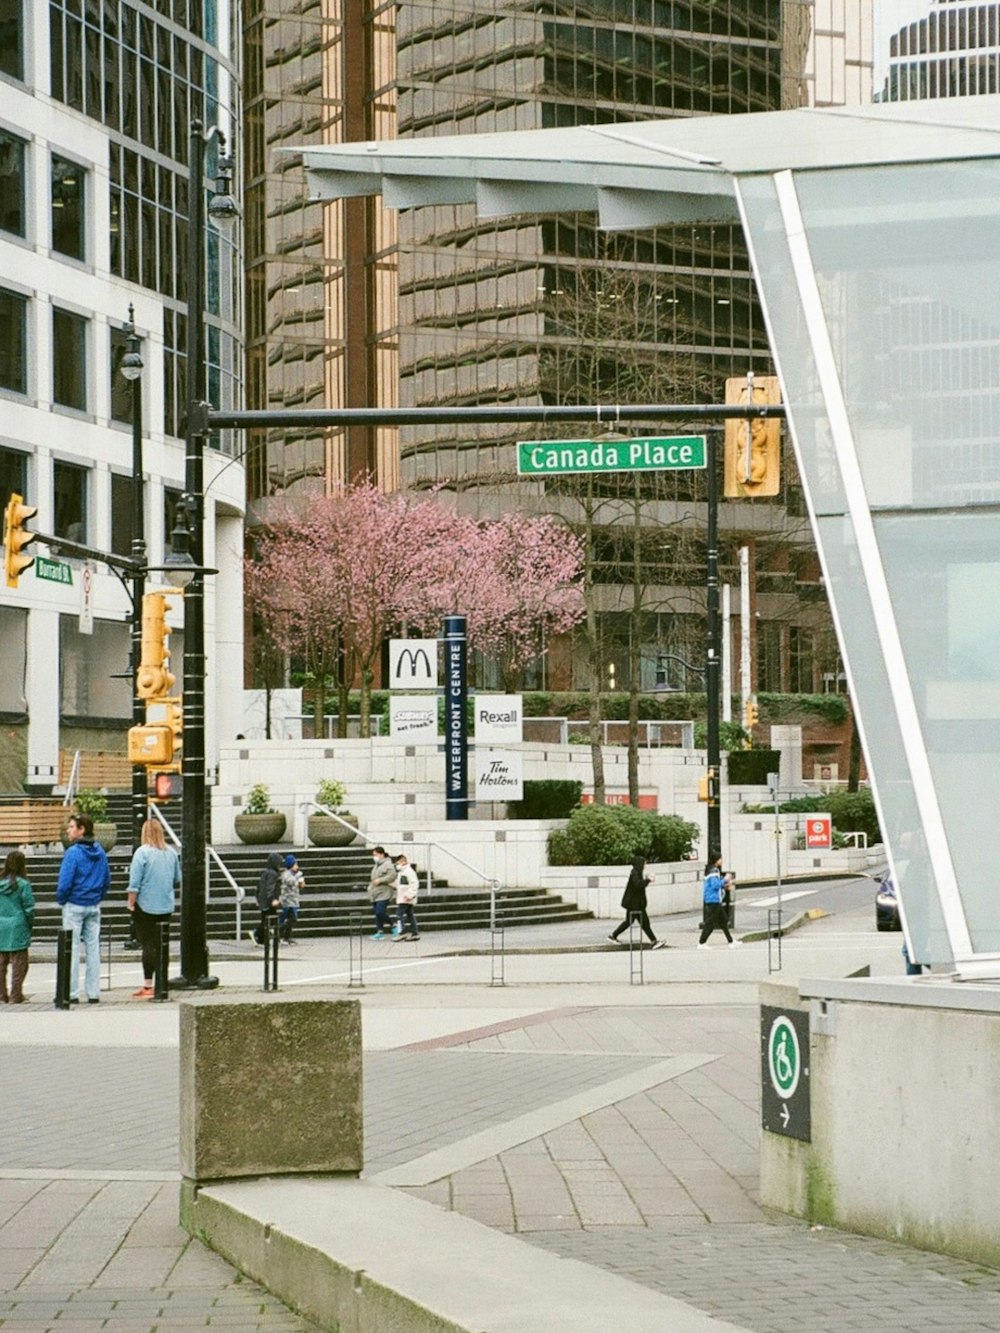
top-left (61, 820), bottom-right (117, 852)
top-left (234, 813), bottom-right (287, 845)
top-left (307, 813), bottom-right (360, 847)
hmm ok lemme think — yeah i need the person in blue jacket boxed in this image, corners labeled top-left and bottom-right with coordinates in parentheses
top-left (697, 853), bottom-right (739, 949)
top-left (56, 813), bottom-right (111, 1003)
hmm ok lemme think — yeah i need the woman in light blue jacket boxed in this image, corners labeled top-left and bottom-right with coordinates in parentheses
top-left (127, 820), bottom-right (180, 998)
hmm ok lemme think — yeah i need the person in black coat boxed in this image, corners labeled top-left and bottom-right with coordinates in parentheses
top-left (607, 854), bottom-right (665, 949)
top-left (250, 851), bottom-right (283, 945)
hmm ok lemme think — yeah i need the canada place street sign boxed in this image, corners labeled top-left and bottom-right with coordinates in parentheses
top-left (517, 435), bottom-right (706, 478)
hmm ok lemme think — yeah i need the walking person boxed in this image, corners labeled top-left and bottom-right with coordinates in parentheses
top-left (608, 854), bottom-right (665, 949)
top-left (369, 846), bottom-right (396, 940)
top-left (392, 853), bottom-right (420, 940)
top-left (0, 850), bottom-right (35, 1004)
top-left (279, 854), bottom-right (304, 942)
top-left (698, 854), bottom-right (740, 949)
top-left (56, 813), bottom-right (111, 1004)
top-left (251, 852), bottom-right (283, 946)
top-left (126, 819), bottom-right (180, 999)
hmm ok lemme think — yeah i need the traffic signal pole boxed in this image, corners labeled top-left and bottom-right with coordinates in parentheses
top-left (705, 430), bottom-right (722, 862)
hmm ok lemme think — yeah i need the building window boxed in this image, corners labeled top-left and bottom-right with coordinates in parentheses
top-left (52, 307), bottom-right (88, 411)
top-left (164, 485), bottom-right (182, 548)
top-left (0, 129), bottom-right (25, 237)
top-left (109, 324), bottom-right (136, 424)
top-left (110, 472), bottom-right (136, 557)
top-left (0, 2), bottom-right (22, 81)
top-left (0, 288), bottom-right (27, 393)
top-left (0, 444), bottom-right (27, 507)
top-left (53, 459), bottom-right (87, 542)
top-left (51, 155), bottom-right (85, 260)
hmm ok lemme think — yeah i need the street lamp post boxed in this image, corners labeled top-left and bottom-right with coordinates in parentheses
top-left (120, 309), bottom-right (146, 854)
top-left (705, 429), bottom-right (722, 862)
top-left (175, 118), bottom-right (237, 990)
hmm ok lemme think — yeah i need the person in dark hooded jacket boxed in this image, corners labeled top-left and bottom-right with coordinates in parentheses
top-left (250, 852), bottom-right (283, 946)
top-left (607, 854), bottom-right (664, 949)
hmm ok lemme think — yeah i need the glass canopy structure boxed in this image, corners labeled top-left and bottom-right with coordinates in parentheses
top-left (300, 98), bottom-right (1000, 978)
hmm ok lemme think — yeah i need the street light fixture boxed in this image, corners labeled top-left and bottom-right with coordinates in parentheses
top-left (174, 118), bottom-right (238, 991)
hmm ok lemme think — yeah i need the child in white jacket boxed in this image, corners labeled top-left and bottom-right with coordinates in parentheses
top-left (392, 854), bottom-right (420, 940)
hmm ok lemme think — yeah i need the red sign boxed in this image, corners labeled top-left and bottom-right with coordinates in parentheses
top-left (581, 792), bottom-right (658, 811)
top-left (805, 815), bottom-right (832, 850)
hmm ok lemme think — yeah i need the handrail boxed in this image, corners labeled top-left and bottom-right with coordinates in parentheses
top-left (150, 805), bottom-right (246, 940)
top-left (63, 750), bottom-right (81, 807)
top-left (300, 801), bottom-right (503, 927)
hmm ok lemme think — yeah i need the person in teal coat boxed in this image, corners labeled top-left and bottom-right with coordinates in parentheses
top-left (0, 850), bottom-right (36, 1003)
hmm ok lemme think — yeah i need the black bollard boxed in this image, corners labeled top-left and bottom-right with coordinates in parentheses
top-left (263, 915), bottom-right (279, 991)
top-left (153, 921), bottom-right (171, 1001)
top-left (54, 927), bottom-right (73, 1009)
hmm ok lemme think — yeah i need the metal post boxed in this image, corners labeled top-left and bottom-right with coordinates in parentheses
top-left (176, 119), bottom-right (218, 990)
top-left (705, 429), bottom-right (722, 862)
top-left (443, 615), bottom-right (468, 821)
top-left (124, 310), bottom-right (147, 855)
top-left (348, 913), bottom-right (364, 989)
top-left (153, 921), bottom-right (171, 1001)
top-left (54, 928), bottom-right (73, 1009)
top-left (768, 908), bottom-right (784, 973)
top-left (490, 919), bottom-right (505, 987)
top-left (628, 913), bottom-right (644, 986)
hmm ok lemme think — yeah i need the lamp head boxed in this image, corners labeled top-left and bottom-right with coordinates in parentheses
top-left (208, 152), bottom-right (239, 232)
top-left (164, 502), bottom-right (196, 587)
top-left (120, 305), bottom-right (143, 380)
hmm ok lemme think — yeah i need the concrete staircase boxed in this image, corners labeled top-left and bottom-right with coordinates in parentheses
top-left (19, 843), bottom-right (594, 943)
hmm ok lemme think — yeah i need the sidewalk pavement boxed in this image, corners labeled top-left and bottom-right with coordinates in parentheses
top-left (3, 910), bottom-right (1000, 1330)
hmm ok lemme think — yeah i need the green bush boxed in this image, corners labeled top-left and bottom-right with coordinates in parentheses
top-left (547, 804), bottom-right (698, 866)
top-left (693, 719), bottom-right (750, 751)
top-left (742, 787), bottom-right (882, 845)
top-left (506, 780), bottom-right (583, 820)
top-left (727, 749), bottom-right (780, 785)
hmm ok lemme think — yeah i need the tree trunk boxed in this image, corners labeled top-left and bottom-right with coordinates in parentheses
top-left (359, 665), bottom-right (374, 738)
top-left (583, 481), bottom-right (606, 803)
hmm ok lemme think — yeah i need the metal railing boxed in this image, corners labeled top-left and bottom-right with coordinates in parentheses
top-left (301, 800), bottom-right (504, 929)
top-left (63, 750), bottom-right (81, 807)
top-left (150, 805), bottom-right (246, 940)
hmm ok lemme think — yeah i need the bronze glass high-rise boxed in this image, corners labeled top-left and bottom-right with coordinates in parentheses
top-left (175, 119), bottom-right (237, 989)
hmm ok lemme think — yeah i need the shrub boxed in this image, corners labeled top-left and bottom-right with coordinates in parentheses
top-left (74, 788), bottom-right (108, 821)
top-left (693, 720), bottom-right (750, 751)
top-left (742, 787), bottom-right (882, 845)
top-left (547, 804), bottom-right (698, 866)
top-left (506, 780), bottom-right (583, 820)
top-left (243, 783), bottom-right (275, 815)
top-left (727, 749), bottom-right (780, 785)
top-left (316, 778), bottom-right (348, 812)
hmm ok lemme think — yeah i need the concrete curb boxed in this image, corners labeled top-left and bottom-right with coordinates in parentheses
top-left (182, 1176), bottom-right (753, 1333)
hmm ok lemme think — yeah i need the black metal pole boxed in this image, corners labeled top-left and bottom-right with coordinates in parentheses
top-left (126, 316), bottom-right (147, 855)
top-left (153, 921), bottom-right (170, 1001)
top-left (706, 429), bottom-right (722, 861)
top-left (176, 119), bottom-right (217, 990)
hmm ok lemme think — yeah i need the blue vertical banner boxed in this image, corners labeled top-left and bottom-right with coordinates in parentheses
top-left (444, 615), bottom-right (468, 821)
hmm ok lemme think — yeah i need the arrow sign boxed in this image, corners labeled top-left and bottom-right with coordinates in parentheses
top-left (780, 1103), bottom-right (790, 1129)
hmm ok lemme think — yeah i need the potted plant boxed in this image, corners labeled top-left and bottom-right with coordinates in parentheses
top-left (234, 783), bottom-right (287, 845)
top-left (64, 788), bottom-right (118, 852)
top-left (308, 778), bottom-right (359, 847)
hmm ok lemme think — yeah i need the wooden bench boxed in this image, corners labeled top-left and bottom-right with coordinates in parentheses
top-left (0, 801), bottom-right (67, 846)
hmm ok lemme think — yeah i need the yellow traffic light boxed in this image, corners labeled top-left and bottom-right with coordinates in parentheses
top-left (3, 493), bottom-right (37, 587)
top-left (724, 375), bottom-right (781, 498)
top-left (128, 723), bottom-right (174, 765)
top-left (136, 592), bottom-right (177, 699)
top-left (697, 768), bottom-right (718, 804)
top-left (163, 697), bottom-right (183, 761)
top-left (744, 699), bottom-right (759, 730)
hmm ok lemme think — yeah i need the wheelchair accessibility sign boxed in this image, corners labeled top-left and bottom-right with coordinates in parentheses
top-left (760, 1006), bottom-right (811, 1141)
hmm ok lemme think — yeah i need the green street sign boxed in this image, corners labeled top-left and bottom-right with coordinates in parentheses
top-left (517, 435), bottom-right (706, 478)
top-left (35, 556), bottom-right (73, 586)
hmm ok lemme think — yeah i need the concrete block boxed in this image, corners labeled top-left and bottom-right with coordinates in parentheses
top-left (179, 992), bottom-right (362, 1183)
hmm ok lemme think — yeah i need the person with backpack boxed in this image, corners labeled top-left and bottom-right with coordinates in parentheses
top-left (0, 850), bottom-right (35, 1004)
top-left (251, 852), bottom-right (283, 946)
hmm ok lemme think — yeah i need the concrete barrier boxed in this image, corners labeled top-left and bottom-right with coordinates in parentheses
top-left (761, 976), bottom-right (1000, 1265)
top-left (179, 992), bottom-right (362, 1183)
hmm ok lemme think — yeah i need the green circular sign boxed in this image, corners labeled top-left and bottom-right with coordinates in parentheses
top-left (768, 1015), bottom-right (800, 1098)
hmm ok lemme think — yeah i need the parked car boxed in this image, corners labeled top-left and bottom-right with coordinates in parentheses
top-left (874, 869), bottom-right (901, 932)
